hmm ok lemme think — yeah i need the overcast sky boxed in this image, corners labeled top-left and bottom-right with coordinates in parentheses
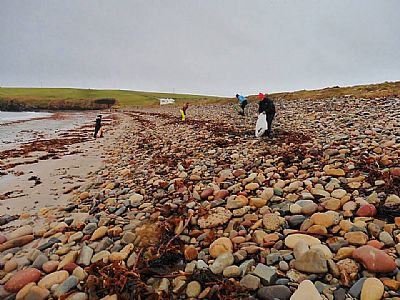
top-left (1, 1), bottom-right (399, 96)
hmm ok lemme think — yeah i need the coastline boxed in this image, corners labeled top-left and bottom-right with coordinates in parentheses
top-left (0, 111), bottom-right (123, 216)
top-left (0, 99), bottom-right (399, 299)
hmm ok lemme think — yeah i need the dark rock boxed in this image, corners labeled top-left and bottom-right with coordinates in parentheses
top-left (257, 285), bottom-right (292, 300)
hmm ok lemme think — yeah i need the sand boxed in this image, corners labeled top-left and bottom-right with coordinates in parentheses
top-left (0, 111), bottom-right (127, 215)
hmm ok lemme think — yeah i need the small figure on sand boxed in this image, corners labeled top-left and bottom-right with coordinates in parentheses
top-left (94, 114), bottom-right (103, 138)
top-left (258, 92), bottom-right (276, 137)
top-left (180, 102), bottom-right (189, 121)
top-left (236, 94), bottom-right (248, 116)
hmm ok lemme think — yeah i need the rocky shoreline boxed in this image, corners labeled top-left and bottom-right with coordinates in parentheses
top-left (0, 97), bottom-right (400, 300)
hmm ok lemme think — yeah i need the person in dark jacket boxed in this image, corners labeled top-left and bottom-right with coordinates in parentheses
top-left (94, 115), bottom-right (102, 138)
top-left (258, 93), bottom-right (276, 137)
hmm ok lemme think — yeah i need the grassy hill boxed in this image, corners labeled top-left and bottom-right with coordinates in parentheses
top-left (1, 81), bottom-right (399, 111)
top-left (268, 81), bottom-right (400, 101)
top-left (0, 88), bottom-right (223, 110)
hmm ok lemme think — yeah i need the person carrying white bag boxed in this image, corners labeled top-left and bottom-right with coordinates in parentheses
top-left (257, 92), bottom-right (276, 137)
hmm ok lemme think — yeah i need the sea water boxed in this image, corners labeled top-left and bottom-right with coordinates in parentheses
top-left (0, 111), bottom-right (99, 150)
top-left (0, 111), bottom-right (53, 124)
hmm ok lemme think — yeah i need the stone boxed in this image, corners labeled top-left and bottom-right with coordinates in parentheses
top-left (333, 288), bottom-right (346, 300)
top-left (54, 275), bottom-right (79, 297)
top-left (257, 285), bottom-right (292, 300)
top-left (4, 259), bottom-right (18, 273)
top-left (90, 226), bottom-right (108, 241)
top-left (214, 189), bottom-right (229, 200)
top-left (250, 197), bottom-right (267, 208)
top-left (68, 232), bottom-right (83, 243)
top-left (245, 182), bottom-right (259, 190)
top-left (349, 278), bottom-right (367, 298)
top-left (356, 204), bottom-right (377, 217)
top-left (331, 189), bottom-right (347, 199)
top-left (322, 198), bottom-right (342, 211)
top-left (386, 194), bottom-right (400, 205)
top-left (66, 292), bottom-right (88, 300)
top-left (58, 251), bottom-right (78, 270)
top-left (379, 231), bottom-right (395, 246)
top-left (0, 235), bottom-right (7, 244)
top-left (335, 247), bottom-right (354, 260)
top-left (24, 286), bottom-right (50, 300)
top-left (261, 188), bottom-right (274, 200)
top-left (325, 168), bottom-right (345, 177)
top-left (360, 277), bottom-right (384, 300)
top-left (129, 193), bottom-right (143, 206)
top-left (310, 213), bottom-right (335, 227)
top-left (382, 278), bottom-right (400, 290)
top-left (310, 244), bottom-right (333, 259)
top-left (32, 254), bottom-right (48, 270)
top-left (293, 240), bottom-right (309, 260)
top-left (284, 234), bottom-right (321, 248)
top-left (291, 280), bottom-right (322, 300)
top-left (252, 263), bottom-right (277, 285)
top-left (4, 268), bottom-right (41, 292)
top-left (77, 245), bottom-right (94, 266)
top-left (79, 191), bottom-right (90, 200)
top-left (311, 188), bottom-right (331, 198)
top-left (100, 295), bottom-right (118, 300)
top-left (210, 252), bottom-right (234, 274)
top-left (82, 223), bottom-right (97, 235)
top-left (198, 207), bottom-right (232, 229)
top-left (294, 249), bottom-right (328, 273)
top-left (42, 261), bottom-right (59, 273)
top-left (201, 188), bottom-right (214, 199)
top-left (72, 266), bottom-right (88, 281)
top-left (240, 274), bottom-right (260, 291)
top-left (263, 213), bottom-right (281, 231)
top-left (209, 237), bottom-right (233, 258)
top-left (8, 225), bottom-right (33, 240)
top-left (15, 282), bottom-right (35, 300)
top-left (266, 253), bottom-right (281, 265)
top-left (223, 265), bottom-right (240, 278)
top-left (0, 235), bottom-right (34, 252)
top-left (38, 270), bottom-right (69, 289)
top-left (301, 203), bottom-right (319, 215)
top-left (92, 251), bottom-right (111, 263)
top-left (253, 230), bottom-right (268, 244)
top-left (353, 245), bottom-right (397, 272)
top-left (63, 262), bottom-right (78, 273)
top-left (226, 195), bottom-right (248, 209)
top-left (344, 232), bottom-right (368, 245)
top-left (279, 261), bottom-right (289, 271)
top-left (186, 281), bottom-right (201, 298)
top-left (184, 245), bottom-right (198, 261)
top-left (239, 259), bottom-right (256, 276)
top-left (290, 204), bottom-right (302, 214)
top-left (157, 277), bottom-right (170, 292)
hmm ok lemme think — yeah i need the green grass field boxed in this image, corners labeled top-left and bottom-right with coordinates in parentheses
top-left (268, 81), bottom-right (400, 101)
top-left (1, 80), bottom-right (399, 110)
top-left (0, 87), bottom-right (224, 110)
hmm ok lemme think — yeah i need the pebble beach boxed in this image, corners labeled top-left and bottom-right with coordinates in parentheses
top-left (0, 96), bottom-right (400, 300)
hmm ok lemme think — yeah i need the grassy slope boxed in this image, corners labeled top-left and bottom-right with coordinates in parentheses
top-left (268, 81), bottom-right (400, 101)
top-left (1, 81), bottom-right (399, 109)
top-left (0, 87), bottom-right (223, 108)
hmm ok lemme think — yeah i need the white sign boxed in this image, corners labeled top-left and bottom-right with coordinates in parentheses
top-left (159, 98), bottom-right (175, 105)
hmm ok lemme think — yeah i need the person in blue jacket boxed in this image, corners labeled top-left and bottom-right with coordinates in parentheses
top-left (236, 94), bottom-right (248, 116)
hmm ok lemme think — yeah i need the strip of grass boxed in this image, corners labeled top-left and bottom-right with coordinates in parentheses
top-left (1, 80), bottom-right (399, 110)
top-left (0, 87), bottom-right (224, 110)
top-left (268, 81), bottom-right (400, 101)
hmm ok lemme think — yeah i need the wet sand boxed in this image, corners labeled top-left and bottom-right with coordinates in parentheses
top-left (0, 111), bottom-right (125, 215)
